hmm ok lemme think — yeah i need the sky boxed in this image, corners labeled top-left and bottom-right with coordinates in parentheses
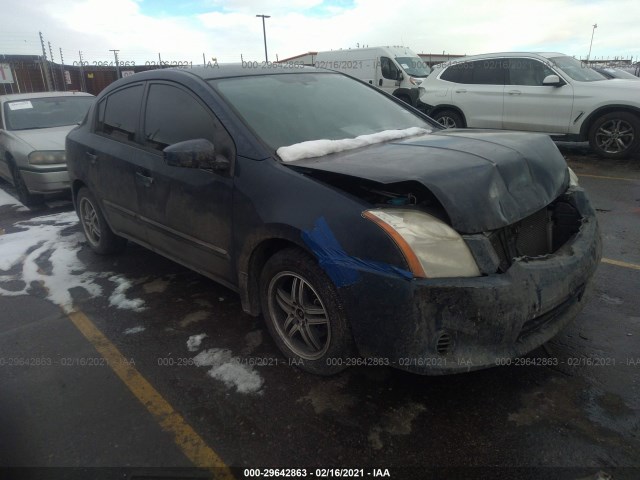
top-left (0, 0), bottom-right (638, 65)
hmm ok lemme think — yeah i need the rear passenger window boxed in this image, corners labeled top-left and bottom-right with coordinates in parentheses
top-left (96, 84), bottom-right (143, 142)
top-left (508, 58), bottom-right (555, 86)
top-left (143, 84), bottom-right (218, 151)
top-left (440, 60), bottom-right (505, 85)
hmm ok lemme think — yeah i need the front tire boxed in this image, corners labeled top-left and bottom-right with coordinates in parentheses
top-left (259, 247), bottom-right (356, 375)
top-left (76, 187), bottom-right (127, 254)
top-left (9, 163), bottom-right (44, 207)
top-left (588, 111), bottom-right (640, 159)
top-left (432, 109), bottom-right (464, 129)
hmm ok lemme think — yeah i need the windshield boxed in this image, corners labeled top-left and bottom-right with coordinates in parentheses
top-left (211, 73), bottom-right (433, 151)
top-left (549, 56), bottom-right (607, 82)
top-left (4, 96), bottom-right (94, 131)
top-left (395, 57), bottom-right (431, 77)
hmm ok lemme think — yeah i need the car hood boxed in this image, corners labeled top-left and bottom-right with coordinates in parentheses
top-left (9, 125), bottom-right (76, 151)
top-left (290, 130), bottom-right (569, 233)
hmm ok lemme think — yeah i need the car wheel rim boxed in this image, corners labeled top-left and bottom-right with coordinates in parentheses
top-left (437, 116), bottom-right (457, 129)
top-left (595, 119), bottom-right (634, 154)
top-left (79, 197), bottom-right (101, 247)
top-left (268, 271), bottom-right (330, 360)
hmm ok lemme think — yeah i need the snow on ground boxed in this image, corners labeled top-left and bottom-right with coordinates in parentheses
top-left (187, 333), bottom-right (207, 352)
top-left (193, 348), bottom-right (264, 394)
top-left (277, 127), bottom-right (431, 162)
top-left (0, 188), bottom-right (28, 211)
top-left (109, 275), bottom-right (147, 312)
top-left (0, 211), bottom-right (146, 314)
top-left (179, 310), bottom-right (209, 327)
top-left (124, 326), bottom-right (146, 334)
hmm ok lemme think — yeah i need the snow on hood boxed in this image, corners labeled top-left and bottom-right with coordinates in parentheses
top-left (0, 211), bottom-right (146, 313)
top-left (276, 127), bottom-right (431, 162)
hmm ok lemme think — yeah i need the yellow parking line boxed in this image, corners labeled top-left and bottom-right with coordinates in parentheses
top-left (601, 258), bottom-right (640, 271)
top-left (67, 310), bottom-right (235, 479)
top-left (578, 173), bottom-right (639, 182)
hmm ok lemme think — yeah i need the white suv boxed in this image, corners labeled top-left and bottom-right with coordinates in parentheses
top-left (420, 52), bottom-right (640, 159)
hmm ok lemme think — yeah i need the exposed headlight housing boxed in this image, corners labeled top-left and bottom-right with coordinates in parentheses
top-left (28, 150), bottom-right (66, 165)
top-left (568, 167), bottom-right (579, 187)
top-left (363, 209), bottom-right (481, 278)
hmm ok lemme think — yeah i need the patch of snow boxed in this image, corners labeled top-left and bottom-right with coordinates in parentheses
top-left (0, 211), bottom-right (147, 314)
top-left (187, 333), bottom-right (207, 352)
top-left (0, 212), bottom-right (102, 312)
top-left (218, 297), bottom-right (225, 302)
top-left (179, 310), bottom-right (209, 327)
top-left (0, 188), bottom-right (28, 211)
top-left (193, 348), bottom-right (263, 394)
top-left (108, 275), bottom-right (146, 312)
top-left (124, 326), bottom-right (145, 334)
top-left (277, 127), bottom-right (431, 162)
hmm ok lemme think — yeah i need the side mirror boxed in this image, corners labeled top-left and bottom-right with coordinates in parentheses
top-left (542, 74), bottom-right (565, 87)
top-left (397, 70), bottom-right (404, 81)
top-left (163, 138), bottom-right (230, 172)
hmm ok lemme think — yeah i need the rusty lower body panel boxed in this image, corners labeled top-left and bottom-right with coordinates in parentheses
top-left (340, 189), bottom-right (602, 375)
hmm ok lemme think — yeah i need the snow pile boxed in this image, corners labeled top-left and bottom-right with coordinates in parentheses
top-left (0, 211), bottom-right (146, 313)
top-left (277, 127), bottom-right (431, 162)
top-left (193, 348), bottom-right (264, 394)
top-left (187, 333), bottom-right (207, 352)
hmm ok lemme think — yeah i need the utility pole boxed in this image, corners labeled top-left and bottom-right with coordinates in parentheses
top-left (587, 23), bottom-right (598, 63)
top-left (48, 41), bottom-right (58, 90)
top-left (78, 51), bottom-right (87, 92)
top-left (59, 48), bottom-right (67, 91)
top-left (38, 31), bottom-right (52, 91)
top-left (256, 14), bottom-right (270, 62)
top-left (109, 49), bottom-right (121, 79)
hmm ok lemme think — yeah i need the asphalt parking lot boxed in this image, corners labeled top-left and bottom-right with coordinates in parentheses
top-left (0, 144), bottom-right (638, 480)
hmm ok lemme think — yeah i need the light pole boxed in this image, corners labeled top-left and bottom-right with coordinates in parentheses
top-left (256, 14), bottom-right (270, 62)
top-left (587, 23), bottom-right (597, 63)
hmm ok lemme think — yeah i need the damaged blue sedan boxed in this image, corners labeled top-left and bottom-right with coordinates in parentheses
top-left (66, 66), bottom-right (601, 375)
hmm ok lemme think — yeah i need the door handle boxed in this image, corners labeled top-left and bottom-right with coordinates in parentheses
top-left (135, 171), bottom-right (154, 187)
top-left (455, 89), bottom-right (467, 93)
top-left (86, 152), bottom-right (97, 164)
top-left (507, 90), bottom-right (522, 95)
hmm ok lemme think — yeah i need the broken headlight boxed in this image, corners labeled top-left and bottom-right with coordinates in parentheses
top-left (363, 209), bottom-right (481, 278)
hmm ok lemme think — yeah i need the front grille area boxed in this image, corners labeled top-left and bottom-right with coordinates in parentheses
top-left (488, 198), bottom-right (582, 272)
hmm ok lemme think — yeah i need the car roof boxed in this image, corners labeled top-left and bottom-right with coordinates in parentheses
top-left (444, 52), bottom-right (567, 62)
top-left (0, 91), bottom-right (94, 103)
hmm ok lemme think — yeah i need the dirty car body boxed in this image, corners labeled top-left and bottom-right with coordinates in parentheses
top-left (66, 66), bottom-right (601, 375)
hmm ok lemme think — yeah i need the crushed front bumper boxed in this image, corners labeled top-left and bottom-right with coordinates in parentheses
top-left (342, 189), bottom-right (602, 375)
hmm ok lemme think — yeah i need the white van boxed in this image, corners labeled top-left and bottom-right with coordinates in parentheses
top-left (313, 46), bottom-right (430, 107)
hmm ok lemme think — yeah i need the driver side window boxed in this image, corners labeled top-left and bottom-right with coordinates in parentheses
top-left (380, 57), bottom-right (398, 80)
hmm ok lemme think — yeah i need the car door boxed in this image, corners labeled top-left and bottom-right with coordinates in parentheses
top-left (90, 83), bottom-right (148, 242)
top-left (445, 59), bottom-right (505, 128)
top-left (0, 105), bottom-right (11, 180)
top-left (377, 57), bottom-right (401, 95)
top-left (502, 58), bottom-right (574, 133)
top-left (134, 81), bottom-right (235, 283)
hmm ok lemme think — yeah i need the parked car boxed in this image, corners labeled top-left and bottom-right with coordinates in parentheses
top-left (313, 46), bottom-right (430, 107)
top-left (420, 52), bottom-right (640, 159)
top-left (66, 66), bottom-right (601, 375)
top-left (0, 91), bottom-right (95, 205)
top-left (592, 67), bottom-right (639, 81)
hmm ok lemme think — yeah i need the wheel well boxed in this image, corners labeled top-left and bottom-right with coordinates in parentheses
top-left (580, 106), bottom-right (640, 140)
top-left (429, 106), bottom-right (467, 127)
top-left (243, 238), bottom-right (310, 316)
top-left (71, 180), bottom-right (87, 208)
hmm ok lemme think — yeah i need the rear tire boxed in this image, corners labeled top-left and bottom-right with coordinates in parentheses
top-left (588, 111), bottom-right (640, 159)
top-left (9, 162), bottom-right (44, 207)
top-left (432, 109), bottom-right (464, 129)
top-left (259, 247), bottom-right (356, 375)
top-left (76, 187), bottom-right (127, 254)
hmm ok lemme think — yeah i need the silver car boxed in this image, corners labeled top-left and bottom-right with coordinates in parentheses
top-left (0, 91), bottom-right (94, 206)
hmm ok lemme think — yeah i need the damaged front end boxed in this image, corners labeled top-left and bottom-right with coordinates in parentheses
top-left (338, 184), bottom-right (601, 374)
